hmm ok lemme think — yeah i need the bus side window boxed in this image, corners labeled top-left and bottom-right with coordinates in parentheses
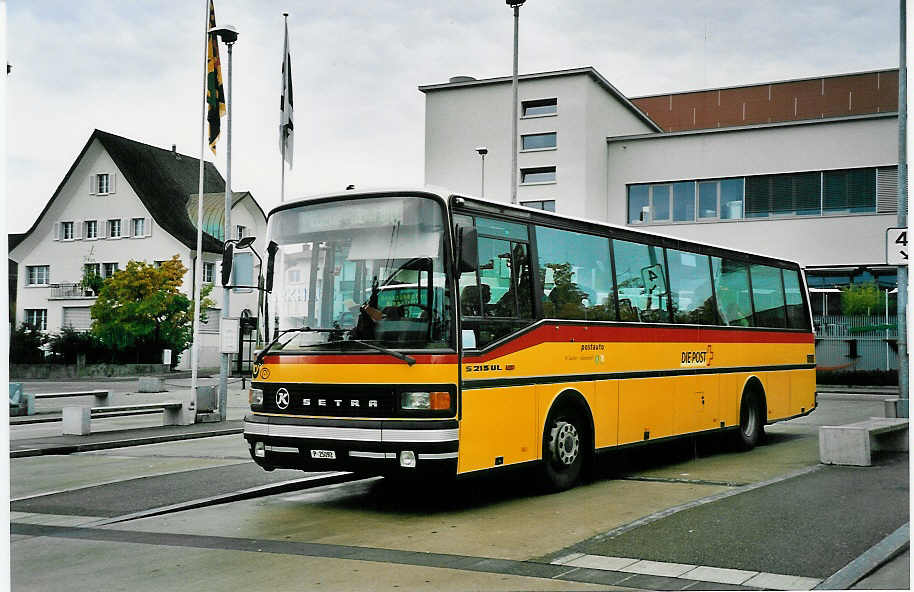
top-left (782, 269), bottom-right (809, 329)
top-left (750, 263), bottom-right (788, 328)
top-left (667, 248), bottom-right (717, 325)
top-left (711, 257), bottom-right (754, 327)
top-left (535, 226), bottom-right (615, 321)
top-left (612, 239), bottom-right (669, 323)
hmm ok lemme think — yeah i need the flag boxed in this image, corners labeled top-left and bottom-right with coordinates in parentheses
top-left (280, 16), bottom-right (294, 167)
top-left (206, 0), bottom-right (226, 155)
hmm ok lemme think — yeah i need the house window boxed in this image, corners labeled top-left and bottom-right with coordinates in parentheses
top-left (86, 220), bottom-right (98, 239)
top-left (520, 166), bottom-right (556, 184)
top-left (234, 225), bottom-right (247, 240)
top-left (521, 200), bottom-right (556, 212)
top-left (132, 218), bottom-right (145, 237)
top-left (84, 263), bottom-right (100, 278)
top-left (62, 221), bottom-right (74, 240)
top-left (26, 265), bottom-right (50, 286)
top-left (522, 98), bottom-right (557, 117)
top-left (103, 262), bottom-right (119, 277)
top-left (108, 219), bottom-right (121, 238)
top-left (203, 262), bottom-right (215, 284)
top-left (97, 174), bottom-right (110, 194)
top-left (521, 132), bottom-right (557, 151)
top-left (25, 309), bottom-right (48, 331)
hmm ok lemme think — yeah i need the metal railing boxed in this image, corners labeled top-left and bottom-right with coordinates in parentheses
top-left (814, 315), bottom-right (898, 372)
top-left (49, 283), bottom-right (97, 299)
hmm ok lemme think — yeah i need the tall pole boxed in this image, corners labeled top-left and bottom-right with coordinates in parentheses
top-left (280, 12), bottom-right (289, 204)
top-left (509, 3), bottom-right (519, 204)
top-left (898, 0), bottom-right (909, 413)
top-left (190, 0), bottom-right (209, 414)
top-left (219, 39), bottom-right (234, 422)
top-left (481, 152), bottom-right (486, 197)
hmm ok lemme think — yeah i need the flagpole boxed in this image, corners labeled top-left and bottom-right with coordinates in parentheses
top-left (280, 12), bottom-right (288, 204)
top-left (190, 0), bottom-right (209, 417)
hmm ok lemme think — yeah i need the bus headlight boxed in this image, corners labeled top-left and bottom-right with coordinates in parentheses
top-left (401, 391), bottom-right (450, 410)
top-left (249, 388), bottom-right (264, 408)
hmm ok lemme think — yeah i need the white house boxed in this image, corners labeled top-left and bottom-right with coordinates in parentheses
top-left (9, 129), bottom-right (267, 369)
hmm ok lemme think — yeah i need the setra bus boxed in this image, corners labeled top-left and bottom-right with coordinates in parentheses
top-left (240, 188), bottom-right (816, 490)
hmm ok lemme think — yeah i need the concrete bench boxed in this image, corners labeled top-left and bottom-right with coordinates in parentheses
top-left (62, 401), bottom-right (192, 435)
top-left (819, 418), bottom-right (909, 466)
top-left (35, 390), bottom-right (109, 405)
top-left (9, 383), bottom-right (34, 417)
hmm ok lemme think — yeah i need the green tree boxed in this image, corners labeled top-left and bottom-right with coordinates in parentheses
top-left (840, 282), bottom-right (884, 315)
top-left (10, 323), bottom-right (48, 363)
top-left (90, 255), bottom-right (214, 364)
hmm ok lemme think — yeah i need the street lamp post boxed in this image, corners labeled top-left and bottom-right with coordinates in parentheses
top-left (507, 0), bottom-right (525, 204)
top-left (210, 24), bottom-right (238, 422)
top-left (476, 146), bottom-right (488, 197)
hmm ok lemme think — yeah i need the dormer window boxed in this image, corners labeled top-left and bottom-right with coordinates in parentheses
top-left (90, 173), bottom-right (116, 195)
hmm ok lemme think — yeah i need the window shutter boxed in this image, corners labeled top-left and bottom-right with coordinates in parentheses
top-left (122, 218), bottom-right (129, 237)
top-left (744, 176), bottom-right (769, 217)
top-left (75, 220), bottom-right (83, 239)
top-left (145, 218), bottom-right (153, 237)
top-left (823, 170), bottom-right (848, 212)
top-left (110, 173), bottom-right (117, 194)
top-left (847, 168), bottom-right (876, 212)
top-left (89, 175), bottom-right (96, 195)
top-left (794, 172), bottom-right (820, 214)
top-left (53, 222), bottom-right (60, 240)
top-left (877, 166), bottom-right (899, 214)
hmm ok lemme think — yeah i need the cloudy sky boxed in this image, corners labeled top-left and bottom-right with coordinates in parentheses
top-left (6, 0), bottom-right (900, 233)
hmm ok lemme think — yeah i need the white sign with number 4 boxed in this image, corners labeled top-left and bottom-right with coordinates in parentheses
top-left (886, 228), bottom-right (908, 266)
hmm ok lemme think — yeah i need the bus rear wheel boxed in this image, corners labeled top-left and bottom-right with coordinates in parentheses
top-left (541, 408), bottom-right (586, 491)
top-left (735, 390), bottom-right (764, 450)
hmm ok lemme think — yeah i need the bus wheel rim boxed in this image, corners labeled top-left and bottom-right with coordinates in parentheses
top-left (743, 404), bottom-right (757, 437)
top-left (551, 421), bottom-right (580, 466)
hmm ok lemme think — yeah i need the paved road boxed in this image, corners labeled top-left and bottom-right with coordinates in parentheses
top-left (11, 398), bottom-right (909, 591)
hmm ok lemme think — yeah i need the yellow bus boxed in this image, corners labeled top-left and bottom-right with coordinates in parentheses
top-left (240, 189), bottom-right (816, 490)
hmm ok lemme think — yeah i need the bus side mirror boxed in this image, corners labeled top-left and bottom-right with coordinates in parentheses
top-left (265, 241), bottom-right (279, 293)
top-left (457, 227), bottom-right (478, 273)
top-left (221, 243), bottom-right (234, 286)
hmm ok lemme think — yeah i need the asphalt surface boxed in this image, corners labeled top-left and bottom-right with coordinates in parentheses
top-left (573, 453), bottom-right (909, 579)
top-left (11, 462), bottom-right (306, 517)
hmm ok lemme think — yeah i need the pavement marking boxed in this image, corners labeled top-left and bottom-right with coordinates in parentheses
top-left (745, 572), bottom-right (823, 590)
top-left (620, 476), bottom-right (750, 487)
top-left (680, 565), bottom-right (759, 585)
top-left (550, 554), bottom-right (821, 590)
top-left (10, 523), bottom-right (761, 591)
top-left (815, 522), bottom-right (910, 590)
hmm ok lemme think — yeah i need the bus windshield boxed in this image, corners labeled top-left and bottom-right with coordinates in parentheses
top-left (266, 195), bottom-right (454, 352)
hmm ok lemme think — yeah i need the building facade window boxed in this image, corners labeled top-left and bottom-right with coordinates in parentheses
top-left (203, 262), bottom-right (215, 284)
top-left (520, 166), bottom-right (556, 184)
top-left (108, 219), bottom-right (121, 238)
top-left (103, 262), bottom-right (119, 277)
top-left (96, 173), bottom-right (110, 194)
top-left (62, 221), bottom-right (75, 240)
top-left (234, 224), bottom-right (247, 240)
top-left (520, 200), bottom-right (556, 212)
top-left (25, 309), bottom-right (48, 331)
top-left (521, 132), bottom-right (557, 150)
top-left (86, 220), bottom-right (98, 239)
top-left (132, 217), bottom-right (145, 236)
top-left (26, 265), bottom-right (50, 286)
top-left (521, 98), bottom-right (557, 117)
top-left (627, 166), bottom-right (881, 226)
top-left (84, 263), bottom-right (101, 278)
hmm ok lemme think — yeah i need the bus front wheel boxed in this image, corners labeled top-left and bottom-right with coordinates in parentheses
top-left (541, 408), bottom-right (586, 491)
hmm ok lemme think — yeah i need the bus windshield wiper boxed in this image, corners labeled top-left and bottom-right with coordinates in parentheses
top-left (255, 327), bottom-right (338, 363)
top-left (328, 338), bottom-right (416, 366)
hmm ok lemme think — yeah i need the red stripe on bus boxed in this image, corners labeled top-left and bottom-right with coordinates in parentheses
top-left (462, 324), bottom-right (813, 362)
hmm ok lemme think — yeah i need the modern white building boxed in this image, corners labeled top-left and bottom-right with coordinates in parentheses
top-left (420, 67), bottom-right (901, 315)
top-left (9, 129), bottom-right (267, 369)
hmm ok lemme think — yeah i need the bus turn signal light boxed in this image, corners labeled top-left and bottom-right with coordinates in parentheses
top-left (400, 391), bottom-right (451, 410)
top-left (429, 392), bottom-right (450, 410)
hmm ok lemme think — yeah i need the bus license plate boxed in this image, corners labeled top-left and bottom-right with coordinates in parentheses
top-left (310, 449), bottom-right (336, 459)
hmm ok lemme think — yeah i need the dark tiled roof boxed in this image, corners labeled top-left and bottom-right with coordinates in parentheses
top-left (11, 129), bottom-right (229, 257)
top-left (95, 130), bottom-right (226, 252)
top-left (9, 233), bottom-right (26, 251)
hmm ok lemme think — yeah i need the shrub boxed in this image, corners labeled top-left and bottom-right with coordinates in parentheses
top-left (10, 323), bottom-right (49, 363)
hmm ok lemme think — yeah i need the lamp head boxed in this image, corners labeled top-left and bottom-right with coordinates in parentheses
top-left (208, 25), bottom-right (239, 44)
top-left (235, 235), bottom-right (256, 249)
top-left (506, 0), bottom-right (526, 6)
top-left (476, 146), bottom-right (488, 156)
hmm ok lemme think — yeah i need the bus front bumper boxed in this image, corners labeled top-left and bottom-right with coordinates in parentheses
top-left (243, 414), bottom-right (459, 475)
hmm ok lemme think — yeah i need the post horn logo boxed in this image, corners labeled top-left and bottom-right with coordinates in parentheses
top-left (260, 367), bottom-right (271, 379)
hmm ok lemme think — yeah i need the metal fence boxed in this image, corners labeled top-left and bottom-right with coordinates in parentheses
top-left (814, 315), bottom-right (898, 372)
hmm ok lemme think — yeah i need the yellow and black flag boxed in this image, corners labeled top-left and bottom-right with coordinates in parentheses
top-left (206, 0), bottom-right (226, 154)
